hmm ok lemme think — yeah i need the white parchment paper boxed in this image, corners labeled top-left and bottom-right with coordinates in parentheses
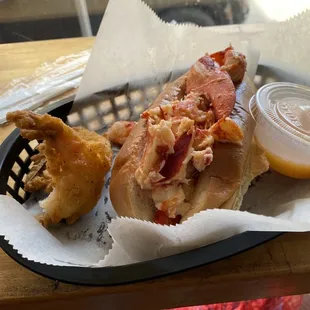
top-left (1, 0), bottom-right (310, 267)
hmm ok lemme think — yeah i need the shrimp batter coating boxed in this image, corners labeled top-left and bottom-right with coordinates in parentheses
top-left (7, 111), bottom-right (112, 227)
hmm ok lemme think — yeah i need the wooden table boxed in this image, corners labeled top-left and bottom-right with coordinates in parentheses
top-left (1, 38), bottom-right (310, 310)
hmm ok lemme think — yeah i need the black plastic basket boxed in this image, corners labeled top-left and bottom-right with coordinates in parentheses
top-left (0, 78), bottom-right (282, 286)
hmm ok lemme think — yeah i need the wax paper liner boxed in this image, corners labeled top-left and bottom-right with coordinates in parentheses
top-left (1, 0), bottom-right (310, 267)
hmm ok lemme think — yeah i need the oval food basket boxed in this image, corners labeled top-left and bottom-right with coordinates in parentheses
top-left (0, 75), bottom-right (282, 286)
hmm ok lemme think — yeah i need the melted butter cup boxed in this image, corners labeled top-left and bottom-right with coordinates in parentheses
top-left (249, 82), bottom-right (310, 179)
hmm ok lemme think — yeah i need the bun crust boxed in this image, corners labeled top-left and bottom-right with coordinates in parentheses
top-left (181, 76), bottom-right (258, 221)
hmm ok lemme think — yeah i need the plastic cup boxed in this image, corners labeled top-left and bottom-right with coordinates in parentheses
top-left (249, 82), bottom-right (310, 179)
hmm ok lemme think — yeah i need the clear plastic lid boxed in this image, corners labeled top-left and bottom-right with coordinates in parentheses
top-left (253, 82), bottom-right (310, 144)
top-left (249, 82), bottom-right (310, 178)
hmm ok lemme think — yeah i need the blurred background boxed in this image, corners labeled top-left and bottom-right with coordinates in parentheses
top-left (0, 0), bottom-right (309, 44)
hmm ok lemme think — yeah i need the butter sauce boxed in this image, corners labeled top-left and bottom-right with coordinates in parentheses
top-left (250, 83), bottom-right (310, 179)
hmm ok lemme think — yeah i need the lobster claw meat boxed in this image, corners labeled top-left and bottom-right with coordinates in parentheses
top-left (186, 55), bottom-right (236, 121)
top-left (210, 46), bottom-right (247, 84)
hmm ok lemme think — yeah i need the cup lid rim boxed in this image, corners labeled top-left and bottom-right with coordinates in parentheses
top-left (253, 82), bottom-right (310, 145)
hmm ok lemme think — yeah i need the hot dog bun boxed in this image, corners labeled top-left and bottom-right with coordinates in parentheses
top-left (181, 76), bottom-right (269, 221)
top-left (110, 75), bottom-right (269, 222)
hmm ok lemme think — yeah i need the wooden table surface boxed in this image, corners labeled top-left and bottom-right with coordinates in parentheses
top-left (1, 37), bottom-right (310, 310)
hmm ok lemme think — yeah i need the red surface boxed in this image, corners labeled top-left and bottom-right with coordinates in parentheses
top-left (169, 295), bottom-right (303, 310)
top-left (154, 210), bottom-right (181, 225)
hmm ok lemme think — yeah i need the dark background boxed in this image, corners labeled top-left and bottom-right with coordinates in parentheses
top-left (0, 0), bottom-right (249, 44)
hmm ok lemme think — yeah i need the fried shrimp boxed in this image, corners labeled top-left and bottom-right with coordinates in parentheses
top-left (7, 111), bottom-right (113, 227)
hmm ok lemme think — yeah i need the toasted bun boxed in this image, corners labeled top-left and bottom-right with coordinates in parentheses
top-left (218, 139), bottom-right (269, 212)
top-left (181, 76), bottom-right (266, 221)
top-left (110, 75), bottom-right (268, 222)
